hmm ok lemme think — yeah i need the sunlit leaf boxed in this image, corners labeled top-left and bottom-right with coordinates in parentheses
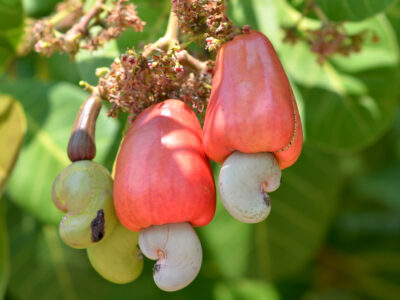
top-left (279, 16), bottom-right (399, 152)
top-left (0, 96), bottom-right (26, 194)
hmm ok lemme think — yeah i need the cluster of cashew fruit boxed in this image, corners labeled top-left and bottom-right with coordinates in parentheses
top-left (52, 30), bottom-right (302, 291)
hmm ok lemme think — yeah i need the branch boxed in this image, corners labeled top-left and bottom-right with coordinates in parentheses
top-left (63, 0), bottom-right (106, 54)
top-left (142, 6), bottom-right (179, 57)
top-left (176, 50), bottom-right (208, 73)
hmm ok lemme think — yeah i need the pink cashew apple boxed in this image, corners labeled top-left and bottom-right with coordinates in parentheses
top-left (203, 30), bottom-right (303, 223)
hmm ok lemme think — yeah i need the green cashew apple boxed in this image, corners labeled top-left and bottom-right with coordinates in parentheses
top-left (87, 222), bottom-right (144, 284)
top-left (52, 160), bottom-right (117, 249)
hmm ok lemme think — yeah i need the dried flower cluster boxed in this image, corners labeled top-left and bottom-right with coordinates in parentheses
top-left (32, 0), bottom-right (144, 57)
top-left (283, 24), bottom-right (371, 64)
top-left (282, 0), bottom-right (376, 64)
top-left (98, 48), bottom-right (213, 121)
top-left (84, 0), bottom-right (145, 51)
top-left (172, 0), bottom-right (238, 50)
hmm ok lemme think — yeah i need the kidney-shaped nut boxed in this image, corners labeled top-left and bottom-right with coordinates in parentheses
top-left (219, 151), bottom-right (282, 223)
top-left (52, 160), bottom-right (117, 249)
top-left (139, 222), bottom-right (202, 292)
top-left (87, 222), bottom-right (143, 284)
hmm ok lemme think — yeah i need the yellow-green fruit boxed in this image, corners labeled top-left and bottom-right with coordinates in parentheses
top-left (87, 222), bottom-right (144, 284)
top-left (52, 160), bottom-right (117, 249)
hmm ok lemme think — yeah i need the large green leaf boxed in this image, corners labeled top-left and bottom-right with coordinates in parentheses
top-left (314, 0), bottom-right (397, 22)
top-left (279, 16), bottom-right (399, 153)
top-left (0, 96), bottom-right (26, 195)
top-left (0, 200), bottom-right (9, 300)
top-left (201, 144), bottom-right (342, 281)
top-left (0, 79), bottom-right (119, 224)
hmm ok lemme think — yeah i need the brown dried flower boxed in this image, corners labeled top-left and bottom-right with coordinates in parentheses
top-left (173, 0), bottom-right (238, 49)
top-left (98, 48), bottom-right (212, 120)
top-left (85, 0), bottom-right (145, 51)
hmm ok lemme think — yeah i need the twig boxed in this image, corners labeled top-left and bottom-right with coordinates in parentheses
top-left (63, 0), bottom-right (106, 53)
top-left (142, 6), bottom-right (179, 57)
top-left (176, 50), bottom-right (208, 73)
top-left (310, 0), bottom-right (330, 25)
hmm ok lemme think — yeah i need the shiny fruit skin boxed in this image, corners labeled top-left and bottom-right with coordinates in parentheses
top-left (202, 30), bottom-right (303, 169)
top-left (114, 100), bottom-right (216, 231)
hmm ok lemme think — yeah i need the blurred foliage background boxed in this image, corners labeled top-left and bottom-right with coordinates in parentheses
top-left (1, 0), bottom-right (400, 299)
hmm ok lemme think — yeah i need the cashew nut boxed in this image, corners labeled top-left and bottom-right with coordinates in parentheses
top-left (139, 222), bottom-right (202, 291)
top-left (218, 151), bottom-right (281, 223)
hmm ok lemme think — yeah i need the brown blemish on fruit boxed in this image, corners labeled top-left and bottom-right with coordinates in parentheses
top-left (153, 264), bottom-right (161, 275)
top-left (91, 209), bottom-right (105, 242)
top-left (263, 193), bottom-right (271, 207)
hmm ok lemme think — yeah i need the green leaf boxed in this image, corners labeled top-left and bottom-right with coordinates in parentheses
top-left (214, 279), bottom-right (280, 300)
top-left (279, 16), bottom-right (400, 152)
top-left (0, 79), bottom-right (119, 224)
top-left (255, 145), bottom-right (342, 280)
top-left (387, 1), bottom-right (400, 51)
top-left (75, 40), bottom-right (120, 85)
top-left (229, 0), bottom-right (280, 44)
top-left (116, 0), bottom-right (170, 52)
top-left (0, 0), bottom-right (24, 73)
top-left (22, 0), bottom-right (60, 18)
top-left (352, 161), bottom-right (400, 210)
top-left (0, 200), bottom-right (9, 300)
top-left (0, 96), bottom-right (26, 195)
top-left (202, 145), bottom-right (342, 280)
top-left (0, 0), bottom-right (23, 31)
top-left (199, 197), bottom-right (253, 279)
top-left (314, 0), bottom-right (397, 22)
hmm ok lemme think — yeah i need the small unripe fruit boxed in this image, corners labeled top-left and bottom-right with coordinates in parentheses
top-left (52, 160), bottom-right (117, 249)
top-left (87, 222), bottom-right (143, 284)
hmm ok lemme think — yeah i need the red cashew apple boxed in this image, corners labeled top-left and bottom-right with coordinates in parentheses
top-left (114, 99), bottom-right (216, 291)
top-left (203, 30), bottom-right (303, 223)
